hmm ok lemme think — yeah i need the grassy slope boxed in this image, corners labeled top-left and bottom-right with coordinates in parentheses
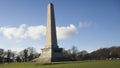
top-left (0, 60), bottom-right (120, 68)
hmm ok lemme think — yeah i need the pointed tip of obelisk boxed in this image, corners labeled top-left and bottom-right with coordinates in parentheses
top-left (48, 2), bottom-right (53, 6)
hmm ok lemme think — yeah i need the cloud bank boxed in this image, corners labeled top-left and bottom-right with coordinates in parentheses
top-left (0, 24), bottom-right (77, 40)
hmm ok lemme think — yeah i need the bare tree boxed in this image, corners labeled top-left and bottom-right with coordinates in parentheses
top-left (18, 47), bottom-right (39, 62)
top-left (0, 48), bottom-right (4, 63)
top-left (27, 47), bottom-right (37, 61)
top-left (23, 49), bottom-right (28, 62)
top-left (71, 46), bottom-right (78, 60)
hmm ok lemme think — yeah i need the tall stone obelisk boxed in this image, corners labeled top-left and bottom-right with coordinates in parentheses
top-left (46, 3), bottom-right (58, 49)
top-left (35, 3), bottom-right (70, 62)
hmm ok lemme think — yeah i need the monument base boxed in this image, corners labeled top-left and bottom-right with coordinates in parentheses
top-left (34, 47), bottom-right (70, 62)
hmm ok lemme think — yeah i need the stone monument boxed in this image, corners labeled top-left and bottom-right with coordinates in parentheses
top-left (36, 3), bottom-right (69, 62)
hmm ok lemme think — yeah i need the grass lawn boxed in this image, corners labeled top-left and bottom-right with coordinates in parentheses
top-left (0, 60), bottom-right (120, 68)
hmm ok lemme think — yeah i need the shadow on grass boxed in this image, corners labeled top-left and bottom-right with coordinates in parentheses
top-left (35, 62), bottom-right (67, 66)
top-left (35, 60), bottom-right (91, 66)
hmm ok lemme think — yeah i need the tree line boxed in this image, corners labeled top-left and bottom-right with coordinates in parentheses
top-left (63, 46), bottom-right (120, 61)
top-left (0, 47), bottom-right (39, 63)
top-left (0, 46), bottom-right (120, 63)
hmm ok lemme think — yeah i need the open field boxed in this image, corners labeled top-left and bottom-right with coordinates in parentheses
top-left (0, 60), bottom-right (120, 68)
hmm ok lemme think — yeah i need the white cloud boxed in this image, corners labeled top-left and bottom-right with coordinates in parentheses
top-left (0, 24), bottom-right (27, 39)
top-left (26, 25), bottom-right (46, 39)
top-left (57, 24), bottom-right (77, 40)
top-left (0, 24), bottom-right (46, 40)
top-left (79, 22), bottom-right (91, 28)
top-left (0, 24), bottom-right (77, 40)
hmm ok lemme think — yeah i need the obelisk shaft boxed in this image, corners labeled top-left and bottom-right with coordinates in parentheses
top-left (46, 3), bottom-right (58, 48)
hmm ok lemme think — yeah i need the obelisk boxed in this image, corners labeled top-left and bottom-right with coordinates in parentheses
top-left (34, 3), bottom-right (70, 62)
top-left (46, 3), bottom-right (58, 48)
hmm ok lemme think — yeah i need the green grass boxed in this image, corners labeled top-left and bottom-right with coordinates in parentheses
top-left (0, 60), bottom-right (120, 68)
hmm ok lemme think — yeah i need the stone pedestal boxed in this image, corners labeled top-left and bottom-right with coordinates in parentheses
top-left (36, 47), bottom-right (69, 62)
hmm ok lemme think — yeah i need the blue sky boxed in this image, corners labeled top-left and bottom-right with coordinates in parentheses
top-left (0, 0), bottom-right (120, 52)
